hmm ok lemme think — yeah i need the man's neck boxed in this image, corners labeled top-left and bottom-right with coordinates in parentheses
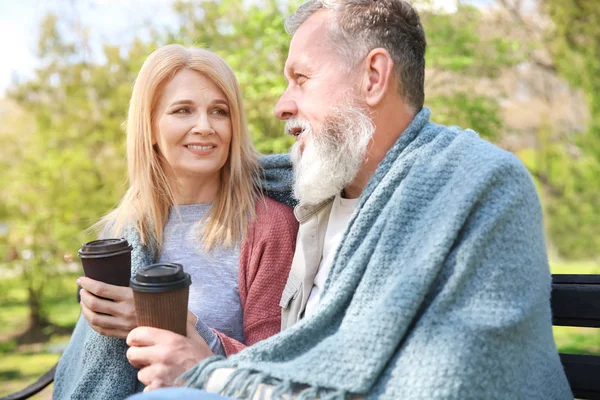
top-left (344, 103), bottom-right (416, 199)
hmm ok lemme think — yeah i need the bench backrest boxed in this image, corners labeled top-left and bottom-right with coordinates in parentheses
top-left (551, 274), bottom-right (600, 400)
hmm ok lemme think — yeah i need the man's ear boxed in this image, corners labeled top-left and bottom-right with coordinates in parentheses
top-left (362, 48), bottom-right (394, 108)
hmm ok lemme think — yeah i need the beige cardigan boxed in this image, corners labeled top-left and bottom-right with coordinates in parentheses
top-left (279, 198), bottom-right (334, 330)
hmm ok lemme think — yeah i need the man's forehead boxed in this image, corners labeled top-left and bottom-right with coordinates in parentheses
top-left (286, 10), bottom-right (331, 70)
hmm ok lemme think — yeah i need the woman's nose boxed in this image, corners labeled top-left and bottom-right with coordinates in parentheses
top-left (191, 113), bottom-right (215, 136)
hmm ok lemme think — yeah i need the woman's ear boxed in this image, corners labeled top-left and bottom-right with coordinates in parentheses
top-left (151, 124), bottom-right (158, 145)
top-left (362, 48), bottom-right (394, 108)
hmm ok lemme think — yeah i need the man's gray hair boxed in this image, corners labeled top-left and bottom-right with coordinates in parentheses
top-left (285, 0), bottom-right (426, 110)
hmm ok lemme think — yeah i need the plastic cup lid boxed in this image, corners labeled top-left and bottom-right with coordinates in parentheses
top-left (130, 263), bottom-right (191, 292)
top-left (78, 238), bottom-right (132, 256)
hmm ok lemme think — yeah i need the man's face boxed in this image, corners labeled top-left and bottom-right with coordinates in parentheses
top-left (275, 10), bottom-right (354, 152)
top-left (275, 10), bottom-right (374, 205)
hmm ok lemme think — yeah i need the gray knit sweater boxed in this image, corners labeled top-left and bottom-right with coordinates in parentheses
top-left (158, 203), bottom-right (243, 357)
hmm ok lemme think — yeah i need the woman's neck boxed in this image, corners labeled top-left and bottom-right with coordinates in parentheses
top-left (169, 172), bottom-right (221, 205)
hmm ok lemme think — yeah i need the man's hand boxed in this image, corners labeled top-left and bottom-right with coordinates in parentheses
top-left (78, 276), bottom-right (136, 338)
top-left (126, 313), bottom-right (214, 392)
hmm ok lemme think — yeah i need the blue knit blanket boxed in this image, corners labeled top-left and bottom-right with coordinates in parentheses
top-left (183, 108), bottom-right (572, 399)
top-left (53, 226), bottom-right (153, 399)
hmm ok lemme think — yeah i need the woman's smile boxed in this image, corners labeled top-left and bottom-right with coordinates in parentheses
top-left (184, 142), bottom-right (218, 155)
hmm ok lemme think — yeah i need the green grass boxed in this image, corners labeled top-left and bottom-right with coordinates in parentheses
top-left (0, 346), bottom-right (64, 399)
top-left (0, 271), bottom-right (80, 335)
top-left (0, 278), bottom-right (32, 338)
top-left (0, 272), bottom-right (80, 398)
top-left (553, 326), bottom-right (600, 354)
top-left (550, 260), bottom-right (600, 275)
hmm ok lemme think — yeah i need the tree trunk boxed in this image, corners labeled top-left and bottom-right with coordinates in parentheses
top-left (27, 285), bottom-right (49, 330)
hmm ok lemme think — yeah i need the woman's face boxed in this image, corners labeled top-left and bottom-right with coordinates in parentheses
top-left (154, 68), bottom-right (232, 183)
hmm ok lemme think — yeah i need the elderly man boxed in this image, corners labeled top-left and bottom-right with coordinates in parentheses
top-left (126, 0), bottom-right (572, 398)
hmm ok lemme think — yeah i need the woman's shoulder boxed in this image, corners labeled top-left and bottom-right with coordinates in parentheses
top-left (251, 195), bottom-right (298, 240)
top-left (256, 195), bottom-right (294, 218)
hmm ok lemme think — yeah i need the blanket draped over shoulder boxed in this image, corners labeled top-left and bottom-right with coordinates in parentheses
top-left (183, 108), bottom-right (572, 400)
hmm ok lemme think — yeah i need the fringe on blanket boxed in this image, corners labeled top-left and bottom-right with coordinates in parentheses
top-left (180, 356), bottom-right (347, 399)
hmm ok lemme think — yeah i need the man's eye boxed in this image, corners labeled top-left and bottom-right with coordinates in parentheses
top-left (297, 75), bottom-right (308, 85)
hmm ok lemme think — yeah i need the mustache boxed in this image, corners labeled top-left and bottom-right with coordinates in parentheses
top-left (284, 118), bottom-right (312, 136)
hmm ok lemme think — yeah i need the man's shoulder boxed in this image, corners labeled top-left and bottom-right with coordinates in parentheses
top-left (421, 122), bottom-right (530, 183)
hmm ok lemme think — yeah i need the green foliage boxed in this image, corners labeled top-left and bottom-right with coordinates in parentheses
top-left (543, 148), bottom-right (600, 259)
top-left (546, 0), bottom-right (600, 118)
top-left (1, 1), bottom-right (300, 325)
top-left (424, 5), bottom-right (523, 76)
top-left (426, 93), bottom-right (502, 140)
top-left (169, 0), bottom-right (298, 154)
top-left (0, 272), bottom-right (81, 397)
top-left (421, 4), bottom-right (524, 140)
top-left (539, 0), bottom-right (600, 259)
top-left (0, 272), bottom-right (80, 337)
top-left (2, 14), bottom-right (154, 323)
top-left (519, 124), bottom-right (600, 259)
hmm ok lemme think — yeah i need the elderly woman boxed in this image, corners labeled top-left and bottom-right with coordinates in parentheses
top-left (53, 44), bottom-right (298, 400)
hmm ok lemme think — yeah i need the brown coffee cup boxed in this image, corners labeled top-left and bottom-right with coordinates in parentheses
top-left (78, 239), bottom-right (133, 287)
top-left (130, 263), bottom-right (191, 336)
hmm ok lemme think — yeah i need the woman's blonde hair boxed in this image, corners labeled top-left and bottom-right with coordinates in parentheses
top-left (98, 44), bottom-right (260, 251)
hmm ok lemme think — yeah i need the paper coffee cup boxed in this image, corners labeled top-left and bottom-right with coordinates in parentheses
top-left (78, 238), bottom-right (133, 287)
top-left (130, 263), bottom-right (191, 336)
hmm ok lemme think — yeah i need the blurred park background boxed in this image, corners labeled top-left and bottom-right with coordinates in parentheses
top-left (0, 0), bottom-right (598, 397)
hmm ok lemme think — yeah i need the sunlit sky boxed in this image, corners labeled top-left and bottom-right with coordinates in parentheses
top-left (0, 0), bottom-right (178, 95)
top-left (0, 0), bottom-right (489, 96)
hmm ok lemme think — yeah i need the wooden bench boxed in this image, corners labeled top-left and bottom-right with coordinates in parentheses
top-left (4, 274), bottom-right (600, 400)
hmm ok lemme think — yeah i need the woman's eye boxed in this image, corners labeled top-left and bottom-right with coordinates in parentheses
top-left (173, 108), bottom-right (190, 114)
top-left (212, 108), bottom-right (229, 116)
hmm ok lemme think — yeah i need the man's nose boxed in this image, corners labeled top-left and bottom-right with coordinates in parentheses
top-left (274, 93), bottom-right (298, 121)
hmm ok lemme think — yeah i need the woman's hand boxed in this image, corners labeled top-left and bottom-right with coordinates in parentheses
top-left (78, 276), bottom-right (137, 339)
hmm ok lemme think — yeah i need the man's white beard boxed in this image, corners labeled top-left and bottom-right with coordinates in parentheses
top-left (288, 103), bottom-right (374, 205)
